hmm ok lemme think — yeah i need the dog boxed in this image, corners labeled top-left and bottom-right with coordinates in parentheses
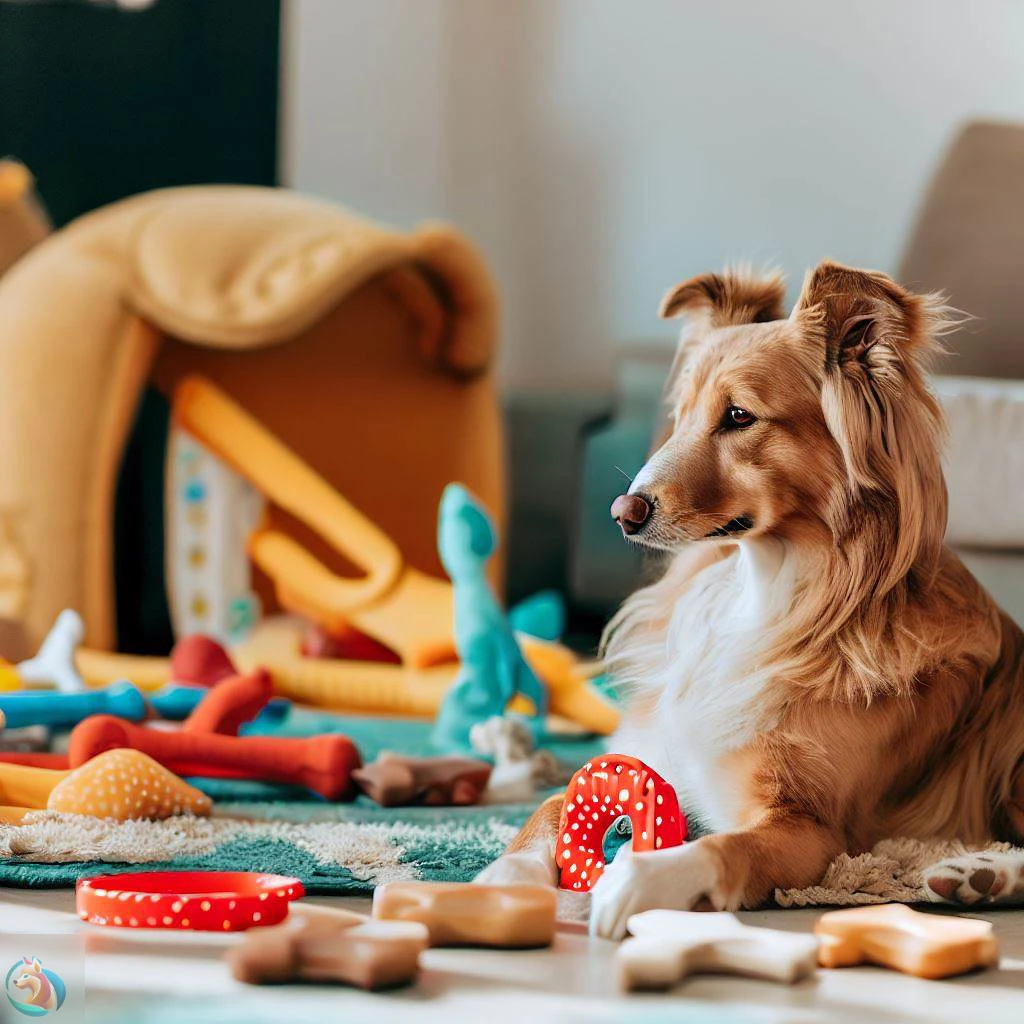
top-left (478, 260), bottom-right (1024, 938)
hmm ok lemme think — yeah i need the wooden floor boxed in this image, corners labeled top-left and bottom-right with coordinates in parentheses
top-left (3, 887), bottom-right (1024, 1022)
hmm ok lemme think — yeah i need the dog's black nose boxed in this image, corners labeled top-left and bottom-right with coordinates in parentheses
top-left (611, 493), bottom-right (652, 535)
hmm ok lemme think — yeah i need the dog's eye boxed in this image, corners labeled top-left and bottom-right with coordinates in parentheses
top-left (723, 406), bottom-right (756, 429)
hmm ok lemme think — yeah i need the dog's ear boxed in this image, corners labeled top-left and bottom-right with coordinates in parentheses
top-left (794, 260), bottom-right (945, 382)
top-left (659, 268), bottom-right (786, 328)
top-left (798, 260), bottom-right (951, 582)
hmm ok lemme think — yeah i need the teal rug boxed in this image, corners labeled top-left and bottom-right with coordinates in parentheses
top-left (0, 805), bottom-right (534, 892)
top-left (0, 711), bottom-right (603, 891)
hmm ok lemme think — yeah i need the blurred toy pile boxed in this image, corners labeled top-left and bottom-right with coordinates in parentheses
top-left (0, 476), bottom-right (618, 824)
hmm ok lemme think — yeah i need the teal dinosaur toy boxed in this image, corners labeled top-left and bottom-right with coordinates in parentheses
top-left (430, 483), bottom-right (548, 754)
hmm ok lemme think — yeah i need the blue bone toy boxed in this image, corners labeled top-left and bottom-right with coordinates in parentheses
top-left (430, 483), bottom-right (548, 753)
top-left (0, 681), bottom-right (146, 730)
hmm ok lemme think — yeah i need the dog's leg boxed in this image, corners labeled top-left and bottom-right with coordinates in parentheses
top-left (590, 812), bottom-right (841, 940)
top-left (475, 792), bottom-right (562, 887)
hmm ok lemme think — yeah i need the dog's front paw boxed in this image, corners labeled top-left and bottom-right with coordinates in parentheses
top-left (589, 841), bottom-right (719, 941)
top-left (924, 850), bottom-right (1024, 906)
top-left (475, 849), bottom-right (557, 888)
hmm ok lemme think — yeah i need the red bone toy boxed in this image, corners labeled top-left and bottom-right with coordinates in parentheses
top-left (68, 682), bottom-right (362, 801)
top-left (557, 753), bottom-right (686, 891)
top-left (0, 672), bottom-right (274, 771)
top-left (182, 671), bottom-right (275, 736)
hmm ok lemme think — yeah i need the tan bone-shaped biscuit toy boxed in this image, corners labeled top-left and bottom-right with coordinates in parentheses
top-left (617, 910), bottom-right (819, 991)
top-left (226, 904), bottom-right (429, 989)
top-left (815, 904), bottom-right (998, 979)
top-left (372, 881), bottom-right (557, 948)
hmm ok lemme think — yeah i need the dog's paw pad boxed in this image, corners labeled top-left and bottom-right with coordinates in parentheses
top-left (924, 874), bottom-right (958, 900)
top-left (924, 851), bottom-right (1024, 906)
top-left (968, 867), bottom-right (1000, 897)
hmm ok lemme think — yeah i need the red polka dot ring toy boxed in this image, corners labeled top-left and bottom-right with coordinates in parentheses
top-left (76, 871), bottom-right (304, 931)
top-left (557, 754), bottom-right (687, 891)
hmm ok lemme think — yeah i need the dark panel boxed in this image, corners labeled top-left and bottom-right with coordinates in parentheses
top-left (0, 0), bottom-right (280, 652)
top-left (0, 0), bottom-right (280, 226)
top-left (114, 387), bottom-right (174, 656)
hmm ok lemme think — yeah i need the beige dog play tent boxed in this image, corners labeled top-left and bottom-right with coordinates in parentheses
top-left (0, 183), bottom-right (505, 655)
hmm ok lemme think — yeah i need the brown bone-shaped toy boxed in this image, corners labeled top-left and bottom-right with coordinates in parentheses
top-left (352, 753), bottom-right (492, 807)
top-left (618, 910), bottom-right (819, 991)
top-left (372, 881), bottom-right (556, 948)
top-left (815, 904), bottom-right (998, 979)
top-left (226, 904), bottom-right (428, 989)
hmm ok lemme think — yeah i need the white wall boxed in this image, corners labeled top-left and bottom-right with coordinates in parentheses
top-left (281, 0), bottom-right (448, 221)
top-left (283, 0), bottom-right (1024, 390)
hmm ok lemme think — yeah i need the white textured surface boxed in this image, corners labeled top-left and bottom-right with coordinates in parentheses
top-left (937, 376), bottom-right (1024, 549)
top-left (165, 428), bottom-right (264, 644)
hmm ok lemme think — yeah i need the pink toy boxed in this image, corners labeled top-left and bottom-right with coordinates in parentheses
top-left (301, 622), bottom-right (401, 665)
top-left (557, 753), bottom-right (686, 891)
top-left (169, 634), bottom-right (238, 687)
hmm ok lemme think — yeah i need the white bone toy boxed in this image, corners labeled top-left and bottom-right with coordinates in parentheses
top-left (617, 910), bottom-right (819, 991)
top-left (17, 610), bottom-right (84, 692)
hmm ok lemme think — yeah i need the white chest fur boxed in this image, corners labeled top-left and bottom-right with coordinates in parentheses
top-left (612, 538), bottom-right (799, 832)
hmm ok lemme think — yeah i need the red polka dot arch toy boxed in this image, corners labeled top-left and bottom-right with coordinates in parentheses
top-left (556, 753), bottom-right (686, 891)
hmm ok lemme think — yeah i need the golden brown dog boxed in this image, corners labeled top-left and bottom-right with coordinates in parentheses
top-left (478, 260), bottom-right (1024, 938)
